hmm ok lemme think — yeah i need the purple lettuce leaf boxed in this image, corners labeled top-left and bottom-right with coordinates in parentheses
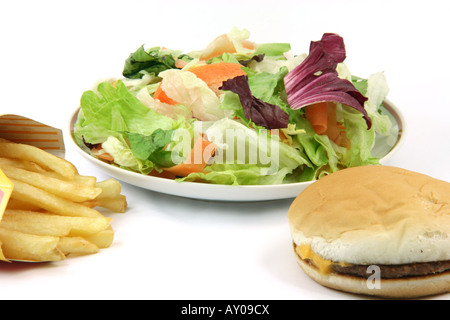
top-left (284, 33), bottom-right (372, 129)
top-left (220, 75), bottom-right (289, 129)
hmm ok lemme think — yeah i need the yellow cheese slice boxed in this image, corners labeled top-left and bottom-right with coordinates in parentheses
top-left (0, 169), bottom-right (13, 221)
top-left (296, 244), bottom-right (335, 275)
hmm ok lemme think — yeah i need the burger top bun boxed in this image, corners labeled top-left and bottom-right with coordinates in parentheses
top-left (288, 165), bottom-right (450, 265)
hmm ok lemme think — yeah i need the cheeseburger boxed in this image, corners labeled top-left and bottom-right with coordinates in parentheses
top-left (287, 165), bottom-right (450, 298)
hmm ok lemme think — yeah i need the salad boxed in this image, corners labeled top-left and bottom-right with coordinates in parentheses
top-left (73, 27), bottom-right (396, 186)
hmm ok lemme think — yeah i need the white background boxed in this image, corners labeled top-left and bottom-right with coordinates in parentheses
top-left (0, 0), bottom-right (449, 300)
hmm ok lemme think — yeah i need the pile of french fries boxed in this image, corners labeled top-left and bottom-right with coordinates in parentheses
top-left (0, 138), bottom-right (127, 262)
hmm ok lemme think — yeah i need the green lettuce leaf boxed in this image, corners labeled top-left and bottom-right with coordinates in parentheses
top-left (177, 118), bottom-right (311, 185)
top-left (220, 75), bottom-right (289, 129)
top-left (290, 116), bottom-right (341, 179)
top-left (177, 164), bottom-right (293, 186)
top-left (74, 80), bottom-right (191, 173)
top-left (218, 66), bottom-right (290, 129)
top-left (74, 80), bottom-right (177, 146)
top-left (341, 105), bottom-right (379, 167)
top-left (122, 46), bottom-right (191, 79)
top-left (247, 66), bottom-right (289, 104)
top-left (101, 136), bottom-right (149, 173)
top-left (158, 69), bottom-right (229, 121)
top-left (127, 129), bottom-right (176, 168)
top-left (364, 72), bottom-right (392, 135)
top-left (254, 43), bottom-right (291, 58)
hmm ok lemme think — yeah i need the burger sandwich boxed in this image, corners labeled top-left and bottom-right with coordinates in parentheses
top-left (287, 165), bottom-right (450, 298)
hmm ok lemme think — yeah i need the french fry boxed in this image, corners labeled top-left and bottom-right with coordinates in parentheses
top-left (83, 227), bottom-right (114, 249)
top-left (57, 237), bottom-right (99, 256)
top-left (3, 197), bottom-right (41, 211)
top-left (93, 179), bottom-right (127, 212)
top-left (96, 195), bottom-right (127, 213)
top-left (0, 139), bottom-right (127, 263)
top-left (0, 157), bottom-right (47, 173)
top-left (9, 179), bottom-right (104, 218)
top-left (2, 209), bottom-right (111, 237)
top-left (73, 175), bottom-right (98, 187)
top-left (0, 210), bottom-right (72, 237)
top-left (43, 171), bottom-right (98, 186)
top-left (1, 166), bottom-right (102, 202)
top-left (96, 179), bottom-right (122, 199)
top-left (81, 197), bottom-right (128, 213)
top-left (0, 227), bottom-right (65, 262)
top-left (0, 142), bottom-right (77, 180)
top-left (64, 215), bottom-right (112, 237)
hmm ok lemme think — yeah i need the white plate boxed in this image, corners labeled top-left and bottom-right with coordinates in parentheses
top-left (67, 100), bottom-right (406, 202)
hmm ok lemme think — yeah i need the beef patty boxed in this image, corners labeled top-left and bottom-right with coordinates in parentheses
top-left (332, 260), bottom-right (450, 279)
top-left (294, 243), bottom-right (450, 279)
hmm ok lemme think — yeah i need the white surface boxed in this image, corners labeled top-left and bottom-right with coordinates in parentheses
top-left (0, 0), bottom-right (449, 300)
top-left (67, 101), bottom-right (404, 202)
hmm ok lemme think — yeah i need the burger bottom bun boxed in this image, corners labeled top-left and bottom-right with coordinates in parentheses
top-left (295, 253), bottom-right (450, 299)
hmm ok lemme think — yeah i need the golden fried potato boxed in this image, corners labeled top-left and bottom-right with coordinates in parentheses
top-left (0, 140), bottom-right (127, 263)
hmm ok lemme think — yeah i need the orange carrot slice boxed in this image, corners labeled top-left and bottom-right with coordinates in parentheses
top-left (91, 145), bottom-right (115, 162)
top-left (153, 82), bottom-right (178, 105)
top-left (148, 169), bottom-right (177, 180)
top-left (188, 61), bottom-right (247, 94)
top-left (323, 103), bottom-right (351, 148)
top-left (324, 103), bottom-right (340, 143)
top-left (154, 61), bottom-right (246, 104)
top-left (189, 61), bottom-right (246, 86)
top-left (97, 153), bottom-right (114, 162)
top-left (163, 138), bottom-right (216, 177)
top-left (305, 102), bottom-right (328, 135)
top-left (305, 102), bottom-right (351, 148)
